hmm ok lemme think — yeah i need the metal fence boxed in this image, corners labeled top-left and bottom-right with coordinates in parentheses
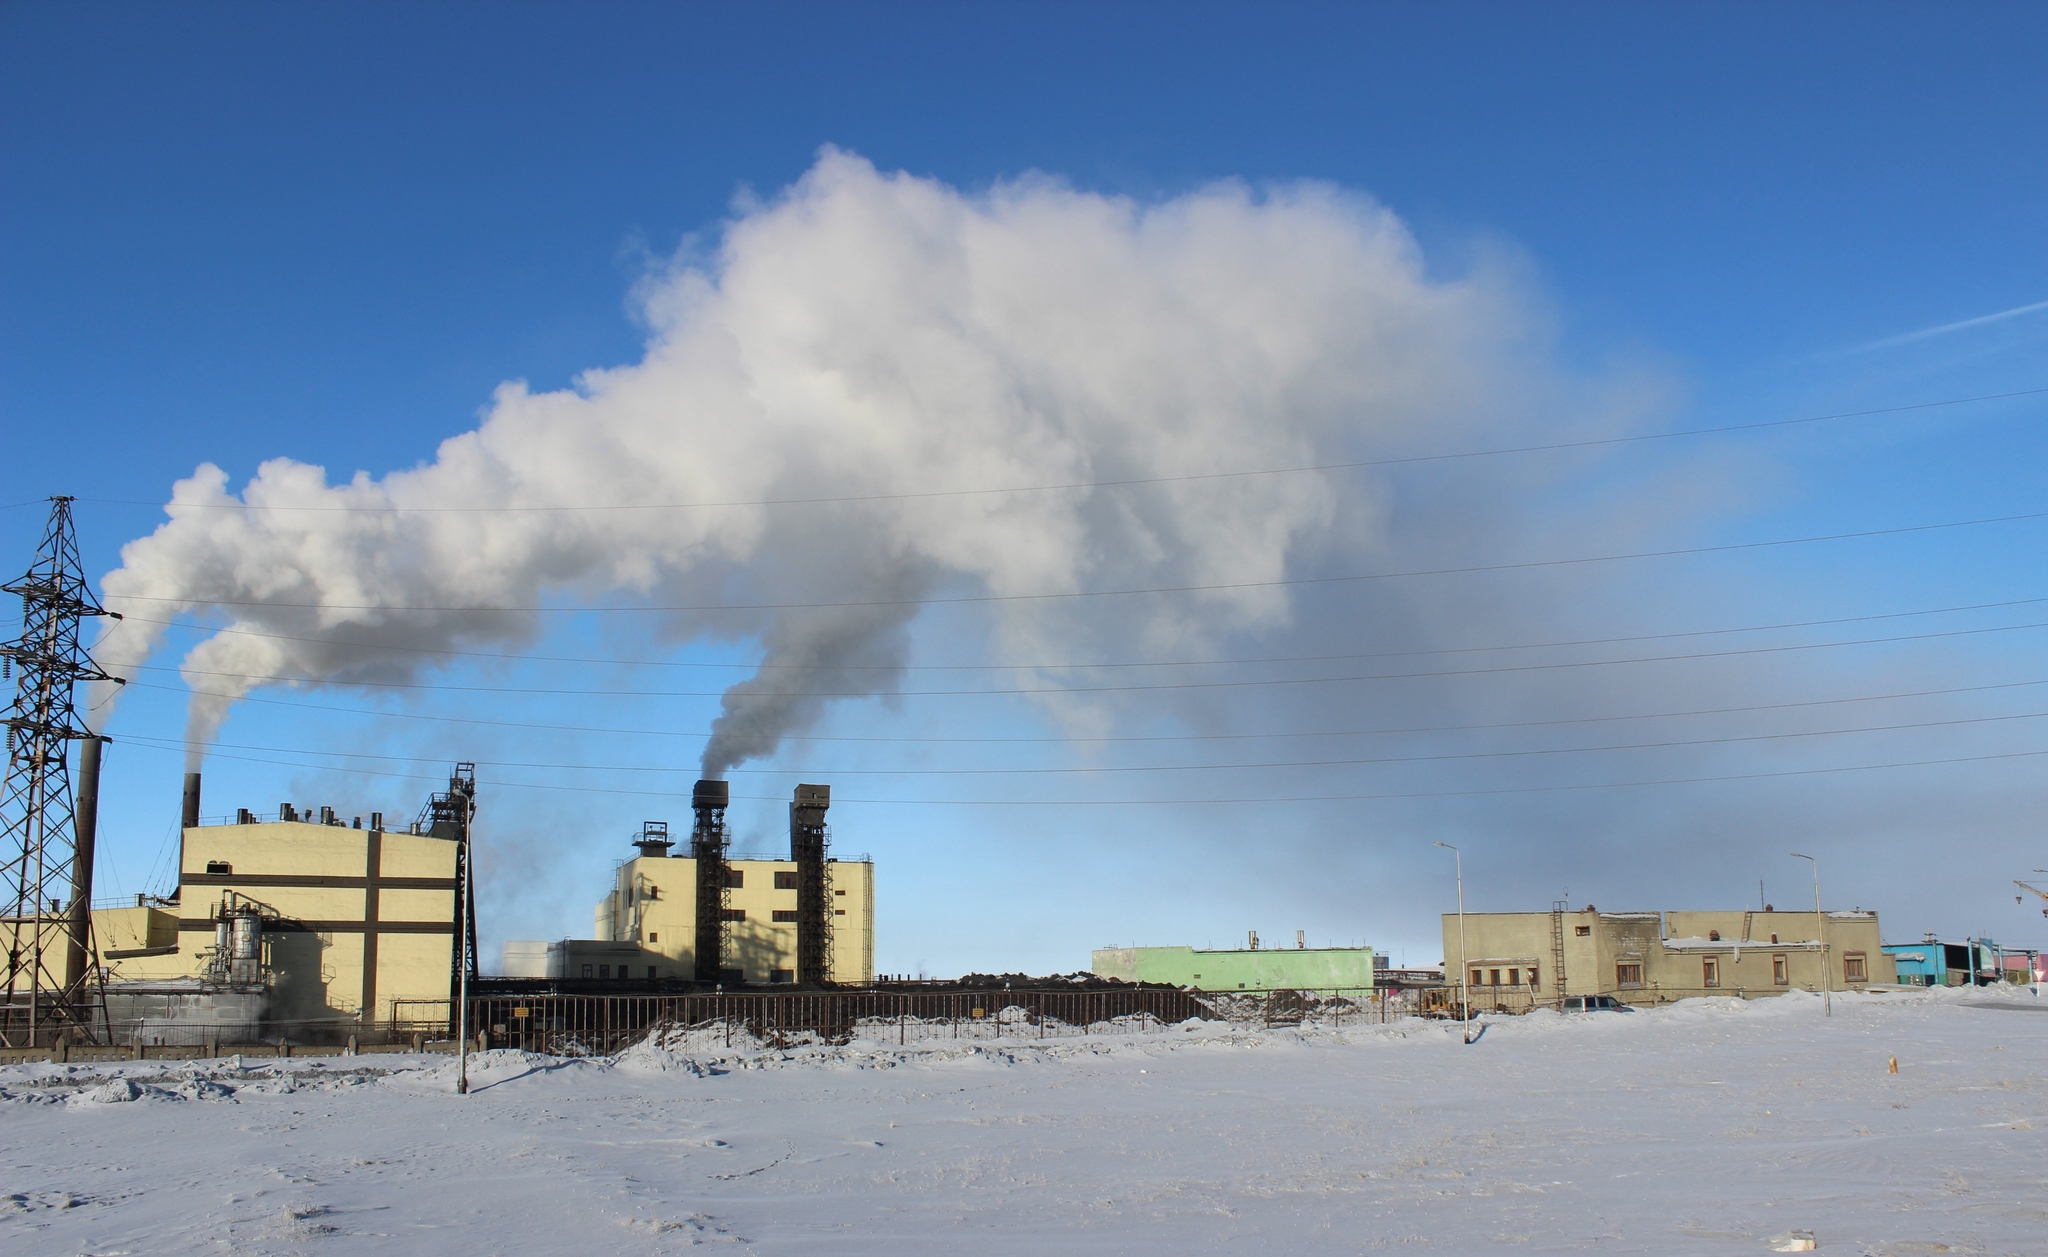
top-left (455, 986), bottom-right (1410, 1056)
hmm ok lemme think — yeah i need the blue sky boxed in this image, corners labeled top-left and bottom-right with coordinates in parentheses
top-left (4, 2), bottom-right (2045, 974)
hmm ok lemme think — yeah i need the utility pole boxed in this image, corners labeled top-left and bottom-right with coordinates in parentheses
top-left (1791, 852), bottom-right (1828, 1016)
top-left (1433, 841), bottom-right (1471, 1043)
top-left (2, 498), bottom-right (123, 1048)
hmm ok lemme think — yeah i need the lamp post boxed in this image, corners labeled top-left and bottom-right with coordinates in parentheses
top-left (1791, 852), bottom-right (1828, 1017)
top-left (1433, 841), bottom-right (1472, 1043)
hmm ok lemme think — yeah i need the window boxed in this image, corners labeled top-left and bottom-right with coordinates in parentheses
top-left (1772, 954), bottom-right (1788, 985)
top-left (769, 969), bottom-right (794, 983)
top-left (834, 889), bottom-right (846, 896)
top-left (1528, 965), bottom-right (1541, 991)
top-left (1470, 969), bottom-right (1483, 988)
top-left (1703, 956), bottom-right (1720, 988)
top-left (648, 932), bottom-right (658, 943)
top-left (1506, 968), bottom-right (1520, 987)
top-left (774, 871), bottom-right (799, 890)
top-left (647, 966), bottom-right (658, 980)
top-left (725, 869), bottom-right (744, 889)
top-left (772, 909), bottom-right (799, 923)
top-left (206, 861), bottom-right (231, 875)
top-left (1615, 962), bottom-right (1643, 987)
top-left (1708, 929), bottom-right (1721, 941)
top-left (599, 965), bottom-right (610, 979)
top-left (1575, 925), bottom-right (1591, 936)
top-left (1843, 952), bottom-right (1868, 983)
top-left (581, 964), bottom-right (594, 978)
top-left (1488, 968), bottom-right (1501, 987)
top-left (834, 909), bottom-right (846, 916)
top-left (721, 908), bottom-right (747, 922)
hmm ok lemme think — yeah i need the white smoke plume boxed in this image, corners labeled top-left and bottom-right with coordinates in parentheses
top-left (90, 148), bottom-right (1566, 775)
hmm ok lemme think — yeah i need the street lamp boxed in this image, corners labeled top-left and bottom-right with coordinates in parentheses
top-left (1791, 852), bottom-right (1829, 1017)
top-left (1433, 841), bottom-right (1472, 1042)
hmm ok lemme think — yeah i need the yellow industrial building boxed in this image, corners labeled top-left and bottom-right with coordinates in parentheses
top-left (588, 853), bottom-right (874, 984)
top-left (505, 782), bottom-right (876, 985)
top-left (1442, 905), bottom-right (1897, 1011)
top-left (94, 769), bottom-right (472, 1031)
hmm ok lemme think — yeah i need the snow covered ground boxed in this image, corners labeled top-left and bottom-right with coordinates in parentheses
top-left (4, 987), bottom-right (2044, 1255)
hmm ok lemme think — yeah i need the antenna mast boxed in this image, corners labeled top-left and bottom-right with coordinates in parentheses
top-left (2, 497), bottom-right (122, 1047)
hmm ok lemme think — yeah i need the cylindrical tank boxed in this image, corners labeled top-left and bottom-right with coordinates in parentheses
top-left (231, 911), bottom-right (261, 961)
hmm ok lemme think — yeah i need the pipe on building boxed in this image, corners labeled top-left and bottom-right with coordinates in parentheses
top-left (181, 771), bottom-right (202, 830)
top-left (690, 779), bottom-right (730, 984)
top-left (63, 735), bottom-right (105, 992)
top-left (790, 783), bottom-right (831, 986)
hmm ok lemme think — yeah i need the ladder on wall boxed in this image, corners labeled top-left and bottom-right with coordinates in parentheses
top-left (1549, 901), bottom-right (1569, 1011)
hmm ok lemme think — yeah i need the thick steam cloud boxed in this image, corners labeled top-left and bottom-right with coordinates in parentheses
top-left (91, 148), bottom-right (1555, 774)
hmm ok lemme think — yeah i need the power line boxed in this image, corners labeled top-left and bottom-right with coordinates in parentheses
top-left (113, 593), bottom-right (2048, 673)
top-left (109, 734), bottom-right (2048, 805)
top-left (77, 385), bottom-right (2048, 515)
top-left (94, 508), bottom-right (2048, 614)
top-left (115, 706), bottom-right (2048, 777)
top-left (119, 617), bottom-right (2048, 699)
top-left (118, 675), bottom-right (2048, 744)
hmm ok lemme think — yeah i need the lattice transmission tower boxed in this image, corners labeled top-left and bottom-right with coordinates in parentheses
top-left (2, 497), bottom-right (122, 1047)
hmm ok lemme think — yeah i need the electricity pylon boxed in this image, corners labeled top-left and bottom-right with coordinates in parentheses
top-left (2, 497), bottom-right (122, 1046)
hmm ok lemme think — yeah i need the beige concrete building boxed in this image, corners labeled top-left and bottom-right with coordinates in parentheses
top-left (1441, 906), bottom-right (1896, 1011)
top-left (95, 785), bottom-right (469, 1030)
top-left (591, 855), bottom-right (875, 985)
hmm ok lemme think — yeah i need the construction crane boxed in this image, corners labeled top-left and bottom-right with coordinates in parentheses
top-left (2016, 877), bottom-right (2048, 916)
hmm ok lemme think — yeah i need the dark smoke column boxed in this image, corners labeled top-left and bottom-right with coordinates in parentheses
top-left (789, 784), bottom-right (831, 986)
top-left (690, 780), bottom-right (730, 984)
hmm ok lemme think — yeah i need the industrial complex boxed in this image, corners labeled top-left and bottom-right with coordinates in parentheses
top-left (2, 496), bottom-right (2042, 1055)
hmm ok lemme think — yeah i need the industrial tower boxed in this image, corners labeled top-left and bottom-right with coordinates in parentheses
top-left (1, 497), bottom-right (121, 1046)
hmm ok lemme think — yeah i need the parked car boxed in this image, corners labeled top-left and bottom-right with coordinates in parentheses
top-left (1561, 994), bottom-right (1636, 1013)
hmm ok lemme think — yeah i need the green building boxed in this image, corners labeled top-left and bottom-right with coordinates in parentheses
top-left (1091, 943), bottom-right (1375, 991)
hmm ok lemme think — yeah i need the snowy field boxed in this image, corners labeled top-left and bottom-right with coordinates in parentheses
top-left (4, 988), bottom-right (2044, 1255)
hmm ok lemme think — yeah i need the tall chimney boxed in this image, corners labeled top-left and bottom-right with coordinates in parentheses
top-left (690, 780), bottom-right (730, 984)
top-left (181, 771), bottom-right (201, 830)
top-left (789, 783), bottom-right (831, 986)
top-left (64, 736), bottom-right (106, 992)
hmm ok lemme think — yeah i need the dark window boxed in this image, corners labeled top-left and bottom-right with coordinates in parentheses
top-left (1488, 968), bottom-right (1501, 987)
top-left (599, 965), bottom-right (610, 979)
top-left (772, 909), bottom-right (799, 923)
top-left (1574, 925), bottom-right (1591, 936)
top-left (1616, 962), bottom-right (1643, 987)
top-left (726, 869), bottom-right (744, 888)
top-left (648, 966), bottom-right (658, 981)
top-left (774, 871), bottom-right (799, 890)
top-left (1703, 957), bottom-right (1720, 988)
top-left (834, 909), bottom-right (846, 916)
top-left (581, 964), bottom-right (593, 978)
top-left (1470, 969), bottom-right (1483, 988)
top-left (648, 932), bottom-right (658, 943)
top-left (1773, 954), bottom-right (1789, 985)
top-left (769, 969), bottom-right (794, 984)
top-left (1506, 968), bottom-right (1520, 987)
top-left (206, 861), bottom-right (231, 875)
top-left (719, 968), bottom-right (744, 984)
top-left (721, 908), bottom-right (746, 922)
top-left (834, 889), bottom-right (846, 896)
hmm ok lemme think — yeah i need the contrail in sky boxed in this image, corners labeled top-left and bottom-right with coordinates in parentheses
top-left (1853, 298), bottom-right (2048, 352)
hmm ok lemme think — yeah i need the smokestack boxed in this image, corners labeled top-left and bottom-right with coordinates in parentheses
top-left (789, 784), bottom-right (831, 986)
top-left (181, 771), bottom-right (201, 830)
top-left (64, 736), bottom-right (105, 992)
top-left (690, 780), bottom-right (730, 984)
